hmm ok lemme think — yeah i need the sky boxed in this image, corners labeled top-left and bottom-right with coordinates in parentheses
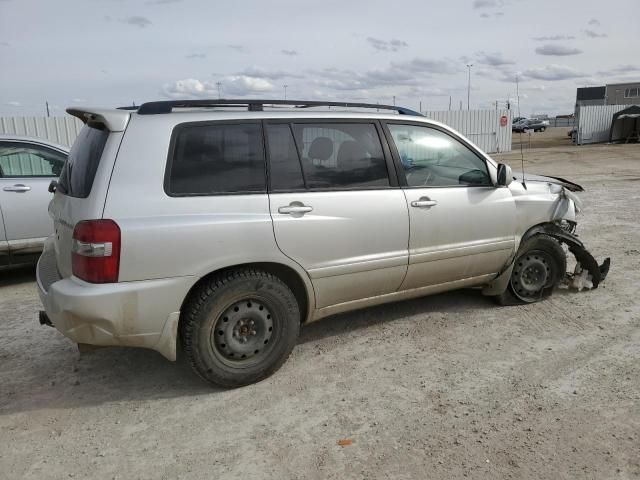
top-left (1, 0), bottom-right (639, 117)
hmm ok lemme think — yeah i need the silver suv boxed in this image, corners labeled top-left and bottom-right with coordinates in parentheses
top-left (37, 100), bottom-right (609, 387)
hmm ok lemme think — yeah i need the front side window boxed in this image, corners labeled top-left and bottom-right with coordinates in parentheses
top-left (290, 123), bottom-right (389, 189)
top-left (388, 124), bottom-right (491, 187)
top-left (167, 123), bottom-right (265, 195)
top-left (0, 142), bottom-right (66, 177)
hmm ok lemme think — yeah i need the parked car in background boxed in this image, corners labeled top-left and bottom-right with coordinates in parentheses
top-left (37, 100), bottom-right (608, 388)
top-left (0, 136), bottom-right (68, 267)
top-left (513, 118), bottom-right (549, 133)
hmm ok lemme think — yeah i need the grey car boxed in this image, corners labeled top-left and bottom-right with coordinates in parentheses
top-left (36, 100), bottom-right (609, 387)
top-left (513, 118), bottom-right (549, 133)
top-left (0, 136), bottom-right (68, 267)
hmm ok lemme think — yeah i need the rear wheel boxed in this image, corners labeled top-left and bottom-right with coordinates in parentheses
top-left (495, 234), bottom-right (566, 306)
top-left (181, 269), bottom-right (300, 387)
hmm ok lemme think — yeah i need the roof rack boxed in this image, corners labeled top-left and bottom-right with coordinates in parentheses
top-left (135, 99), bottom-right (423, 116)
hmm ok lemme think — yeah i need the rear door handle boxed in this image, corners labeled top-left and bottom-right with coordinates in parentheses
top-left (278, 203), bottom-right (313, 215)
top-left (3, 184), bottom-right (31, 193)
top-left (411, 197), bottom-right (438, 208)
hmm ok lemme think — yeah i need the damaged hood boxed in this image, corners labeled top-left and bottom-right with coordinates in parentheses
top-left (512, 172), bottom-right (584, 192)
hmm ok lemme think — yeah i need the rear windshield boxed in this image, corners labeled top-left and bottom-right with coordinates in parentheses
top-left (58, 125), bottom-right (109, 198)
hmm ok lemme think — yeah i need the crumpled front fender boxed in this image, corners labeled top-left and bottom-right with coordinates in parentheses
top-left (483, 222), bottom-right (610, 296)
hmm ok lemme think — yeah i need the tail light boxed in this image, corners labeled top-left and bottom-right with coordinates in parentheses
top-left (72, 219), bottom-right (121, 283)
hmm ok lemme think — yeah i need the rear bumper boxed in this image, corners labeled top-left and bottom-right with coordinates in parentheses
top-left (36, 244), bottom-right (196, 361)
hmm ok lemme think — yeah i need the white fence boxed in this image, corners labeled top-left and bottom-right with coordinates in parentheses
top-left (576, 105), bottom-right (629, 145)
top-left (0, 110), bottom-right (513, 153)
top-left (423, 109), bottom-right (512, 153)
top-left (0, 116), bottom-right (83, 147)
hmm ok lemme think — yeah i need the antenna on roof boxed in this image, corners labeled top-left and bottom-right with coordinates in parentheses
top-left (516, 74), bottom-right (527, 190)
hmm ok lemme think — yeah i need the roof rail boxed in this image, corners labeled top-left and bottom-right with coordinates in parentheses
top-left (135, 99), bottom-right (423, 116)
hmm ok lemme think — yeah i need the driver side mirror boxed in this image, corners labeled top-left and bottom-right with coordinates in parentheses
top-left (496, 163), bottom-right (513, 187)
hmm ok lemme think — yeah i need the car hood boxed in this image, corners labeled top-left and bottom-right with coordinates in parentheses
top-left (512, 172), bottom-right (584, 192)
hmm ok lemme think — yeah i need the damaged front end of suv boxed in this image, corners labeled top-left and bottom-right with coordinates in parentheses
top-left (483, 173), bottom-right (610, 304)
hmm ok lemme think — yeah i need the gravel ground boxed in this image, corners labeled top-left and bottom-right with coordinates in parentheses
top-left (1, 140), bottom-right (639, 479)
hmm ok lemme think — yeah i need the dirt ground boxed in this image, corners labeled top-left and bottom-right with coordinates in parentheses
top-left (1, 139), bottom-right (639, 479)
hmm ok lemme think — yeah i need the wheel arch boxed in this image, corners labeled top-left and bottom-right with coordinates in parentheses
top-left (178, 261), bottom-right (315, 329)
top-left (483, 221), bottom-right (564, 296)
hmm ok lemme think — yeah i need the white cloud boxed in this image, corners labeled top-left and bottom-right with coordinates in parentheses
top-left (585, 29), bottom-right (607, 38)
top-left (238, 66), bottom-right (303, 80)
top-left (281, 49), bottom-right (298, 56)
top-left (473, 0), bottom-right (500, 8)
top-left (522, 64), bottom-right (587, 81)
top-left (535, 44), bottom-right (583, 56)
top-left (121, 16), bottom-right (152, 28)
top-left (366, 37), bottom-right (408, 52)
top-left (163, 76), bottom-right (274, 99)
top-left (588, 18), bottom-right (600, 26)
top-left (476, 51), bottom-right (515, 66)
top-left (6, 101), bottom-right (21, 107)
top-left (533, 35), bottom-right (576, 41)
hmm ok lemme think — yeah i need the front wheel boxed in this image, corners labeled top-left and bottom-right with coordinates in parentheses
top-left (180, 269), bottom-right (300, 387)
top-left (494, 234), bottom-right (566, 306)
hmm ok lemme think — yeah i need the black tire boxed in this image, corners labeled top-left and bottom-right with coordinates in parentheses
top-left (180, 269), bottom-right (300, 387)
top-left (494, 234), bottom-right (566, 306)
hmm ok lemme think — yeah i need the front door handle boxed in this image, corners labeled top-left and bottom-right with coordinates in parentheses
top-left (3, 184), bottom-right (31, 193)
top-left (411, 197), bottom-right (438, 208)
top-left (278, 203), bottom-right (313, 215)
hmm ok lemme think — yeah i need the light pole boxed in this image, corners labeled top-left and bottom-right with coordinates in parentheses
top-left (216, 82), bottom-right (222, 99)
top-left (283, 85), bottom-right (288, 100)
top-left (466, 64), bottom-right (473, 110)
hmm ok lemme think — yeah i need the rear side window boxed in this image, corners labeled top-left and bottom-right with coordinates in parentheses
top-left (167, 123), bottom-right (265, 195)
top-left (58, 125), bottom-right (109, 198)
top-left (0, 142), bottom-right (66, 177)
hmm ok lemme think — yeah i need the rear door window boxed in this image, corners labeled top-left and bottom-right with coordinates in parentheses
top-left (267, 123), bottom-right (389, 190)
top-left (58, 125), bottom-right (109, 198)
top-left (167, 123), bottom-right (266, 195)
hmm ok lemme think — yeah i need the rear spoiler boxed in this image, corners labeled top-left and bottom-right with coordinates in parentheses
top-left (66, 107), bottom-right (130, 132)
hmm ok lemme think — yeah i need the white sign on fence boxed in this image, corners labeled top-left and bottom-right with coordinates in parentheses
top-left (1, 109), bottom-right (513, 153)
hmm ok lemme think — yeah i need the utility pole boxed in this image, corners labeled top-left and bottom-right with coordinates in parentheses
top-left (216, 82), bottom-right (222, 99)
top-left (419, 100), bottom-right (422, 113)
top-left (283, 85), bottom-right (288, 100)
top-left (392, 95), bottom-right (396, 106)
top-left (45, 101), bottom-right (50, 117)
top-left (459, 100), bottom-right (463, 110)
top-left (466, 64), bottom-right (473, 110)
top-left (449, 96), bottom-right (452, 111)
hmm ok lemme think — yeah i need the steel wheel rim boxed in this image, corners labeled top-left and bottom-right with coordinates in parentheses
top-left (511, 250), bottom-right (555, 302)
top-left (211, 298), bottom-right (274, 366)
